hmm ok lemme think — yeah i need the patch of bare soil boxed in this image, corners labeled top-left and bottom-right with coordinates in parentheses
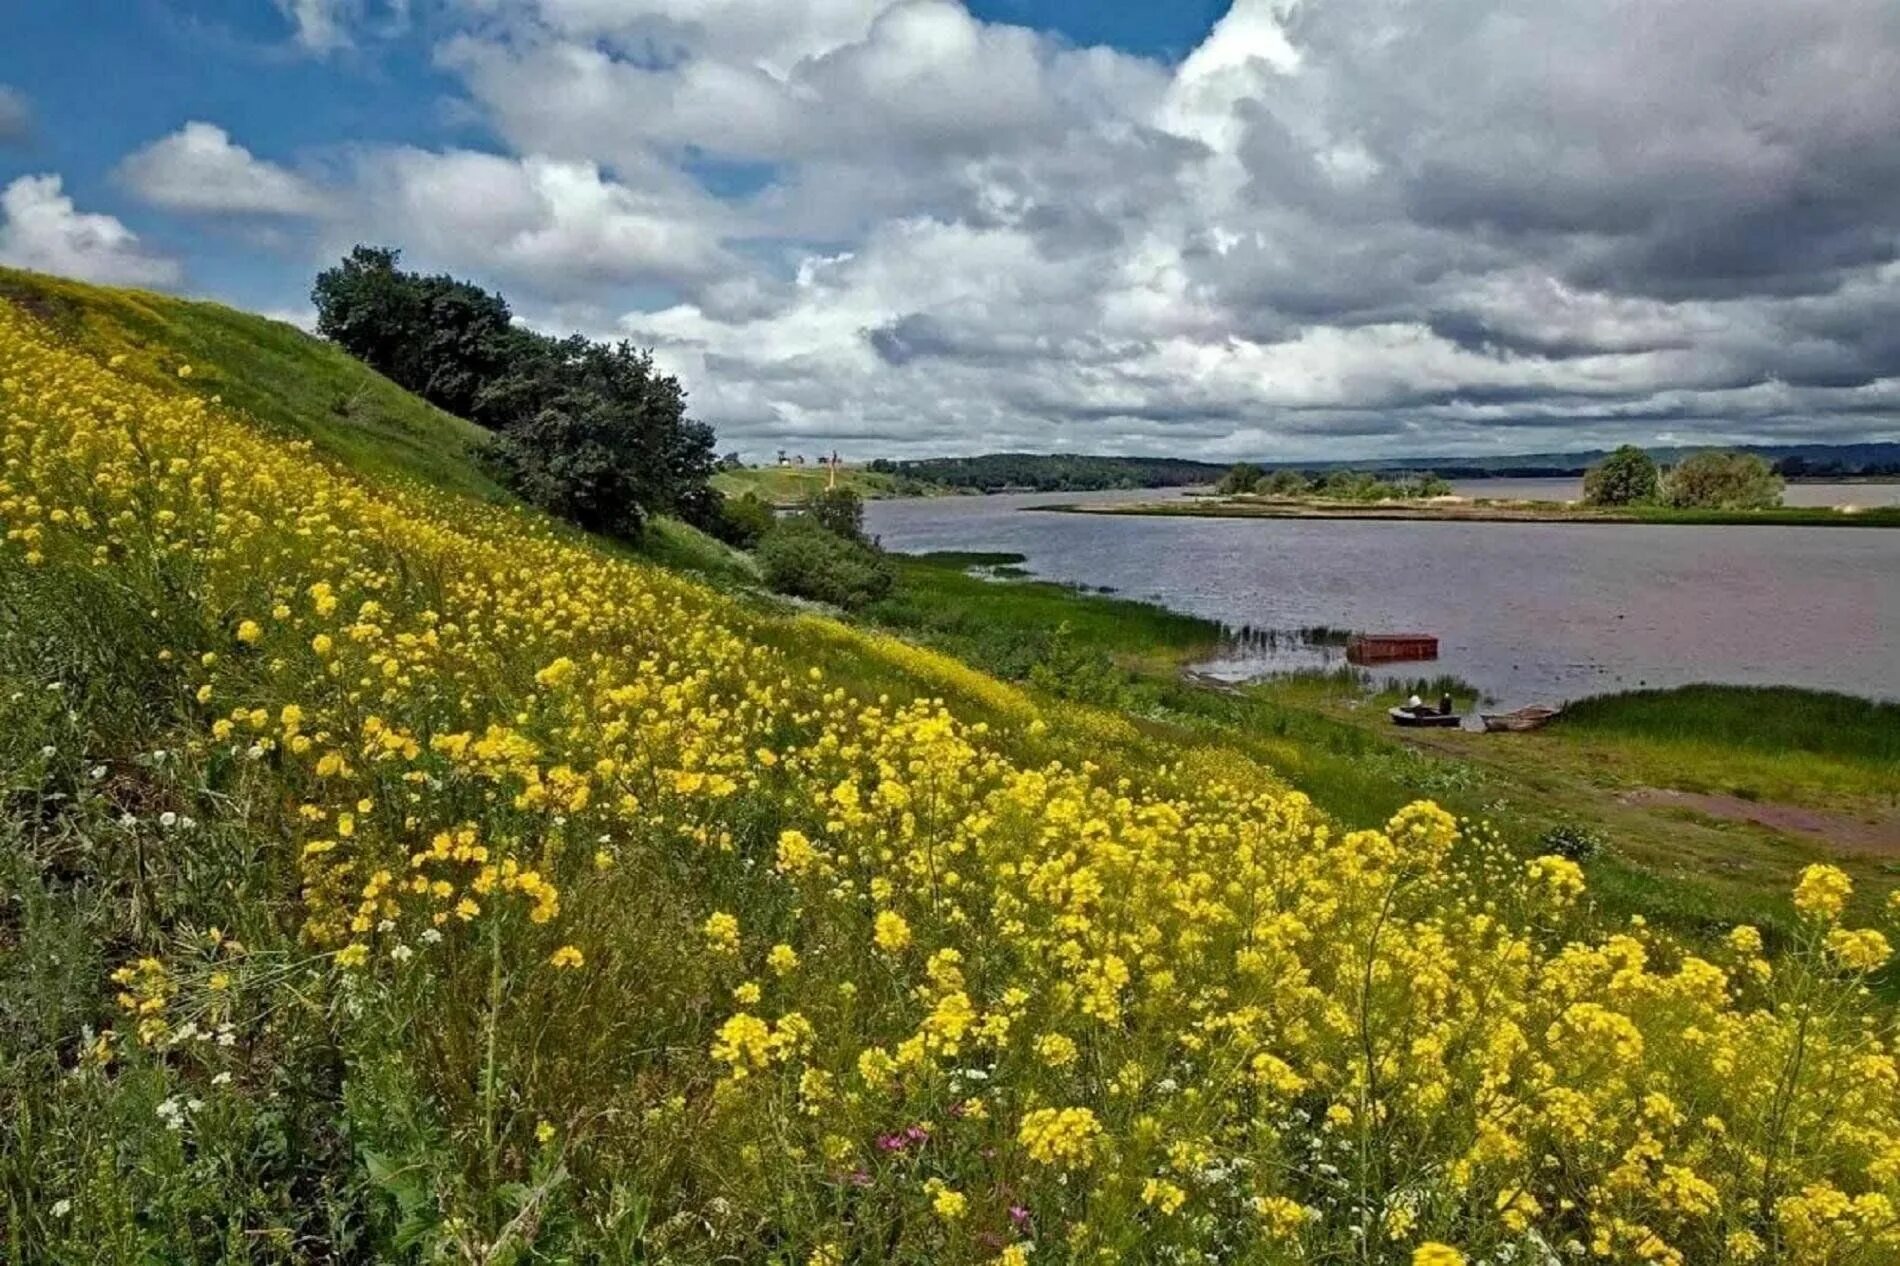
top-left (1623, 788), bottom-right (1900, 855)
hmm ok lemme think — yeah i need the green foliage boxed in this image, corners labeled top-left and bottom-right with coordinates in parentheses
top-left (799, 485), bottom-right (868, 542)
top-left (313, 247), bottom-right (716, 537)
top-left (709, 491), bottom-right (777, 549)
top-left (1538, 822), bottom-right (1608, 863)
top-left (1661, 449), bottom-right (1784, 509)
top-left (1582, 445), bottom-right (1661, 505)
top-left (1557, 685), bottom-right (1900, 766)
top-left (1216, 462), bottom-right (1264, 494)
top-left (1261, 468), bottom-right (1310, 495)
top-left (480, 340), bottom-right (715, 538)
top-left (755, 517), bottom-right (895, 609)
top-left (1309, 469), bottom-right (1452, 501)
top-left (312, 245), bottom-right (517, 424)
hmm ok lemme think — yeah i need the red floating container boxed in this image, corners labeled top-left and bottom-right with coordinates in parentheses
top-left (1345, 633), bottom-right (1439, 665)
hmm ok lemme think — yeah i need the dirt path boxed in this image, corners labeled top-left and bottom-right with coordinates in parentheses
top-left (1620, 788), bottom-right (1900, 856)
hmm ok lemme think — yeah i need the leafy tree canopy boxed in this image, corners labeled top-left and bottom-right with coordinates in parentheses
top-left (1662, 449), bottom-right (1784, 510)
top-left (1583, 445), bottom-right (1661, 506)
top-left (312, 246), bottom-right (716, 537)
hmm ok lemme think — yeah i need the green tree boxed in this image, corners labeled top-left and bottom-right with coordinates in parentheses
top-left (1582, 445), bottom-right (1661, 505)
top-left (1216, 462), bottom-right (1264, 495)
top-left (1661, 450), bottom-right (1784, 510)
top-left (712, 491), bottom-right (776, 549)
top-left (480, 340), bottom-right (716, 537)
top-left (801, 486), bottom-right (868, 543)
top-left (1262, 468), bottom-right (1310, 496)
top-left (311, 246), bottom-right (516, 423)
top-left (313, 247), bottom-right (718, 538)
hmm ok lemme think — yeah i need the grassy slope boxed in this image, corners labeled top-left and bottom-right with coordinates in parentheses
top-left (7, 268), bottom-right (1884, 940)
top-left (0, 268), bottom-right (502, 502)
top-left (712, 464), bottom-right (937, 504)
top-left (8, 273), bottom-right (1898, 1260)
top-left (0, 272), bottom-right (1249, 795)
top-left (872, 554), bottom-right (1900, 947)
top-left (0, 267), bottom-right (758, 583)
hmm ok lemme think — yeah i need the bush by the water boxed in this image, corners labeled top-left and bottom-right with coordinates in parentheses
top-left (756, 515), bottom-right (895, 608)
top-left (1583, 444), bottom-right (1661, 506)
top-left (6, 282), bottom-right (1900, 1265)
top-left (1662, 449), bottom-right (1785, 510)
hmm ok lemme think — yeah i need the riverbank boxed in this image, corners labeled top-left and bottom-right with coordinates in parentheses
top-left (1048, 493), bottom-right (1900, 527)
top-left (873, 551), bottom-right (1900, 946)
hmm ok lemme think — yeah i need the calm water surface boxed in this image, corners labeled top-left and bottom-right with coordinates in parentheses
top-left (866, 488), bottom-right (1900, 707)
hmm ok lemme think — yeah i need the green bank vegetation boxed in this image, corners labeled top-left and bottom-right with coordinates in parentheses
top-left (1059, 497), bottom-right (1900, 527)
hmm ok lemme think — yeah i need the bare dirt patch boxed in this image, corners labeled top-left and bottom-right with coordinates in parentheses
top-left (1623, 788), bottom-right (1900, 855)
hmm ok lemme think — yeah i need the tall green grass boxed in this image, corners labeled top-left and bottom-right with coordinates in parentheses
top-left (1558, 685), bottom-right (1900, 766)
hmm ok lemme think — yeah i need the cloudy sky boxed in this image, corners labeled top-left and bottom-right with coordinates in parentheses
top-left (3, 1), bottom-right (1899, 460)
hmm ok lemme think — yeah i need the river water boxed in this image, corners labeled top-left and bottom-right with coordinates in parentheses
top-left (864, 485), bottom-right (1900, 707)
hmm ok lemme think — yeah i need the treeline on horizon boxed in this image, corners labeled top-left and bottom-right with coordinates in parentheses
top-left (868, 453), bottom-right (1229, 491)
top-left (872, 444), bottom-right (1900, 493)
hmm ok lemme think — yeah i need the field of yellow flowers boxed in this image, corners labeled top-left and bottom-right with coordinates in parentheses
top-left (4, 286), bottom-right (1900, 1265)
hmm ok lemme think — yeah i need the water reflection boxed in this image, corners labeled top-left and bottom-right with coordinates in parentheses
top-left (866, 488), bottom-right (1900, 707)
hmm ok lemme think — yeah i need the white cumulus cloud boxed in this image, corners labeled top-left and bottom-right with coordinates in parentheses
top-left (120, 123), bottom-right (329, 216)
top-left (0, 175), bottom-right (182, 287)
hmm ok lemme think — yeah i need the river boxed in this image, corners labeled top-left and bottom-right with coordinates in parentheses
top-left (864, 486), bottom-right (1900, 707)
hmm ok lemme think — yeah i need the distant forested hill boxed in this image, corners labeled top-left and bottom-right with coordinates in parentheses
top-left (871, 442), bottom-right (1900, 491)
top-left (870, 453), bottom-right (1228, 491)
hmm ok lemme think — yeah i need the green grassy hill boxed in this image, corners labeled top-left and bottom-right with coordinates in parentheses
top-left (713, 463), bottom-right (939, 504)
top-left (0, 268), bottom-right (502, 501)
top-left (5, 271), bottom-right (1896, 1266)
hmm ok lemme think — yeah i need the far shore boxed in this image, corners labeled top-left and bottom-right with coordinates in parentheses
top-left (1037, 493), bottom-right (1900, 528)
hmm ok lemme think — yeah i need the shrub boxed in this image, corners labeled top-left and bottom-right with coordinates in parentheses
top-left (1583, 445), bottom-right (1660, 505)
top-left (1216, 462), bottom-right (1263, 495)
top-left (800, 486), bottom-right (868, 543)
top-left (710, 491), bottom-right (777, 549)
top-left (1662, 449), bottom-right (1784, 509)
top-left (756, 517), bottom-right (894, 608)
top-left (1261, 468), bottom-right (1309, 495)
top-left (1537, 822), bottom-right (1607, 862)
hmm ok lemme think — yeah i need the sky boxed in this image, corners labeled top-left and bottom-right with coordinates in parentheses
top-left (3, 1), bottom-right (1899, 462)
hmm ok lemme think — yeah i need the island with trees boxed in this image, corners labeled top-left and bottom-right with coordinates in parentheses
top-left (1055, 445), bottom-right (1898, 527)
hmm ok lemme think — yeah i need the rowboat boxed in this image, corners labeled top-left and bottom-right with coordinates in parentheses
top-left (1388, 704), bottom-right (1461, 728)
top-left (1479, 704), bottom-right (1562, 733)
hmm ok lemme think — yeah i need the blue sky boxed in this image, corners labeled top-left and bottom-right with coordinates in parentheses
top-left (0, 1), bottom-right (1228, 314)
top-left (2, 1), bottom-right (1897, 459)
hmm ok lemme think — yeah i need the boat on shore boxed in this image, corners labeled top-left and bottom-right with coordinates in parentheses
top-left (1479, 704), bottom-right (1563, 732)
top-left (1389, 703), bottom-right (1461, 728)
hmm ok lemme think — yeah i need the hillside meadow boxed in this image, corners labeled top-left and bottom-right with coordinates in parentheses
top-left (4, 276), bottom-right (1900, 1264)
